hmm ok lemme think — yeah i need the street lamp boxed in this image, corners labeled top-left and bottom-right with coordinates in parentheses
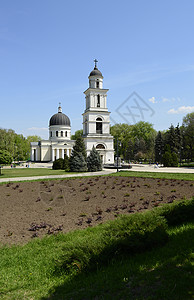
top-left (116, 138), bottom-right (121, 172)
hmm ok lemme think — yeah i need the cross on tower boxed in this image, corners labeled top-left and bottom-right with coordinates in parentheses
top-left (94, 59), bottom-right (98, 68)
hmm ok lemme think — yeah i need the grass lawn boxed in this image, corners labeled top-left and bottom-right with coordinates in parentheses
top-left (112, 171), bottom-right (194, 181)
top-left (0, 168), bottom-right (72, 178)
top-left (0, 222), bottom-right (193, 300)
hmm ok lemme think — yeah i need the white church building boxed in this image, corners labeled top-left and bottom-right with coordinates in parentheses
top-left (31, 61), bottom-right (114, 164)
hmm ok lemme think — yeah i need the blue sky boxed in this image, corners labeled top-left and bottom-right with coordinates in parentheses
top-left (0, 0), bottom-right (194, 139)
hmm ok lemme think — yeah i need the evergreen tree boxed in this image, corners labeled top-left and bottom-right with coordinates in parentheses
top-left (155, 131), bottom-right (164, 163)
top-left (165, 124), bottom-right (177, 153)
top-left (69, 152), bottom-right (87, 172)
top-left (71, 136), bottom-right (87, 160)
top-left (87, 146), bottom-right (102, 172)
top-left (69, 136), bottom-right (87, 172)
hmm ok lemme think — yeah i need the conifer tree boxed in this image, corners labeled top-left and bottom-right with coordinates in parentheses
top-left (71, 136), bottom-right (87, 160)
top-left (69, 152), bottom-right (87, 172)
top-left (155, 131), bottom-right (164, 163)
top-left (87, 146), bottom-right (102, 172)
top-left (69, 136), bottom-right (87, 172)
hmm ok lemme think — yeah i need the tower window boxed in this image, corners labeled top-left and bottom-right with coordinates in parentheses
top-left (96, 144), bottom-right (105, 149)
top-left (96, 117), bottom-right (102, 134)
top-left (97, 94), bottom-right (100, 107)
top-left (61, 131), bottom-right (63, 137)
top-left (96, 81), bottom-right (99, 88)
top-left (65, 131), bottom-right (67, 137)
top-left (50, 131), bottom-right (52, 137)
top-left (56, 131), bottom-right (58, 137)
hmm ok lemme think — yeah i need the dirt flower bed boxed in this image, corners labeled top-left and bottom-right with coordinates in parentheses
top-left (0, 176), bottom-right (193, 245)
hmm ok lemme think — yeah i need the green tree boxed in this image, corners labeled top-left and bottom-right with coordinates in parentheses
top-left (87, 146), bottom-right (102, 172)
top-left (0, 149), bottom-right (13, 165)
top-left (155, 131), bottom-right (164, 163)
top-left (69, 152), bottom-right (87, 172)
top-left (181, 112), bottom-right (194, 161)
top-left (69, 136), bottom-right (87, 172)
top-left (71, 136), bottom-right (87, 160)
top-left (71, 129), bottom-right (83, 140)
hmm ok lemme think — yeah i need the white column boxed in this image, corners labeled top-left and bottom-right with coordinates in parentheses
top-left (52, 149), bottom-right (55, 161)
top-left (35, 148), bottom-right (38, 161)
top-left (31, 149), bottom-right (34, 161)
top-left (68, 149), bottom-right (71, 157)
top-left (62, 149), bottom-right (65, 158)
top-left (56, 149), bottom-right (59, 159)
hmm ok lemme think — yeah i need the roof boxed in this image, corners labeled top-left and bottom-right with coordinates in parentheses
top-left (49, 112), bottom-right (71, 126)
top-left (89, 66), bottom-right (103, 77)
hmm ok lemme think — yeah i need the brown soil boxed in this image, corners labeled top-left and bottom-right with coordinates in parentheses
top-left (0, 176), bottom-right (193, 245)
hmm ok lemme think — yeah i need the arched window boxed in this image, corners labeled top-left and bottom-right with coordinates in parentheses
top-left (61, 131), bottom-right (63, 137)
top-left (65, 131), bottom-right (67, 137)
top-left (97, 94), bottom-right (100, 107)
top-left (96, 144), bottom-right (105, 149)
top-left (56, 131), bottom-right (58, 137)
top-left (96, 80), bottom-right (99, 88)
top-left (96, 117), bottom-right (102, 134)
top-left (50, 131), bottom-right (52, 137)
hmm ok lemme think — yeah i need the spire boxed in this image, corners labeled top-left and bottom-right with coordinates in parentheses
top-left (94, 59), bottom-right (98, 69)
top-left (58, 102), bottom-right (62, 113)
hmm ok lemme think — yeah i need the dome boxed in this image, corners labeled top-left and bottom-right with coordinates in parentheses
top-left (49, 104), bottom-right (71, 126)
top-left (89, 66), bottom-right (103, 77)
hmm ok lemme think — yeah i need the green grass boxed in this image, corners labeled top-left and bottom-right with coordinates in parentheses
top-left (0, 199), bottom-right (193, 300)
top-left (0, 223), bottom-right (193, 300)
top-left (111, 170), bottom-right (194, 181)
top-left (0, 168), bottom-right (75, 178)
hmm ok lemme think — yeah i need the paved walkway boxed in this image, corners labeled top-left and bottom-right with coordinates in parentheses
top-left (0, 169), bottom-right (117, 183)
top-left (0, 164), bottom-right (193, 183)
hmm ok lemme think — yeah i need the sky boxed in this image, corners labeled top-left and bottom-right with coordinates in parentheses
top-left (0, 0), bottom-right (194, 139)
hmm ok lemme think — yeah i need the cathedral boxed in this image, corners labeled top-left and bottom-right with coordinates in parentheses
top-left (30, 61), bottom-right (114, 165)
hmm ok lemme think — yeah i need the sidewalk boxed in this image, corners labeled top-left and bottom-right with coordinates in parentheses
top-left (0, 169), bottom-right (117, 183)
top-left (0, 164), bottom-right (193, 183)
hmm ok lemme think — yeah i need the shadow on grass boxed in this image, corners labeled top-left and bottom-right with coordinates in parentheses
top-left (42, 225), bottom-right (194, 300)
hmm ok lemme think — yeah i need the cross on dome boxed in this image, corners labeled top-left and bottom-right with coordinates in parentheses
top-left (58, 102), bottom-right (62, 113)
top-left (94, 59), bottom-right (98, 68)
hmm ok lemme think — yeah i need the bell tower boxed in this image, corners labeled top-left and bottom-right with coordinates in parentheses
top-left (83, 60), bottom-right (114, 164)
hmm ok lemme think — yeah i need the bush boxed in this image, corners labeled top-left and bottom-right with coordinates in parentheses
top-left (162, 151), bottom-right (178, 167)
top-left (52, 155), bottom-right (69, 170)
top-left (87, 146), bottom-right (102, 172)
top-left (54, 211), bottom-right (168, 274)
top-left (0, 149), bottom-right (13, 165)
top-left (154, 197), bottom-right (194, 226)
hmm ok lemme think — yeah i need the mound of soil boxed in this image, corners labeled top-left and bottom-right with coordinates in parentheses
top-left (0, 176), bottom-right (193, 245)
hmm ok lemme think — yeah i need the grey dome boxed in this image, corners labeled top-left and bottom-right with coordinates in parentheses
top-left (49, 112), bottom-right (71, 126)
top-left (89, 67), bottom-right (103, 77)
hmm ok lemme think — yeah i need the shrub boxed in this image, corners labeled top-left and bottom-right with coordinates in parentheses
top-left (54, 211), bottom-right (168, 274)
top-left (52, 155), bottom-right (69, 171)
top-left (154, 197), bottom-right (194, 226)
top-left (162, 151), bottom-right (178, 167)
top-left (0, 149), bottom-right (13, 165)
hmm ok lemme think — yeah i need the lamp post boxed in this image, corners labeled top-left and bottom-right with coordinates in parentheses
top-left (116, 138), bottom-right (121, 172)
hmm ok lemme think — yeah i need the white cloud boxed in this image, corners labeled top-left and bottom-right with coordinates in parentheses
top-left (27, 127), bottom-right (48, 131)
top-left (168, 106), bottom-right (194, 114)
top-left (162, 97), bottom-right (182, 103)
top-left (149, 96), bottom-right (157, 104)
